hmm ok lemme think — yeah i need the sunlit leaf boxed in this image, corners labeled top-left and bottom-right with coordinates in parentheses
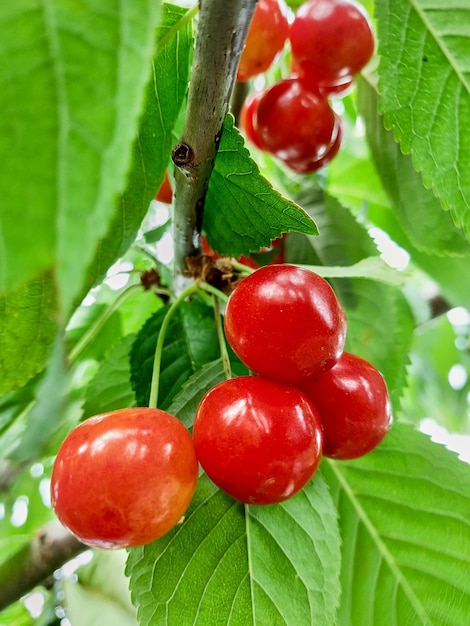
top-left (127, 472), bottom-right (341, 625)
top-left (0, 0), bottom-right (162, 312)
top-left (324, 422), bottom-right (470, 625)
top-left (0, 272), bottom-right (57, 395)
top-left (376, 0), bottom-right (470, 240)
top-left (204, 115), bottom-right (318, 256)
top-left (86, 3), bottom-right (193, 289)
top-left (358, 77), bottom-right (469, 255)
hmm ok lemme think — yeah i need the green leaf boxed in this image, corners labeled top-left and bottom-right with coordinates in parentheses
top-left (358, 77), bottom-right (469, 256)
top-left (0, 1), bottom-right (162, 312)
top-left (64, 550), bottom-right (137, 626)
top-left (130, 297), bottom-right (220, 409)
top-left (127, 472), bottom-right (341, 625)
top-left (204, 115), bottom-right (318, 257)
top-left (0, 272), bottom-right (57, 395)
top-left (168, 359), bottom-right (227, 428)
top-left (323, 422), bottom-right (470, 625)
top-left (376, 0), bottom-right (470, 240)
top-left (86, 3), bottom-right (193, 290)
top-left (301, 256), bottom-right (413, 287)
top-left (9, 332), bottom-right (67, 463)
top-left (342, 279), bottom-right (414, 412)
top-left (82, 334), bottom-right (136, 420)
top-left (285, 195), bottom-right (413, 410)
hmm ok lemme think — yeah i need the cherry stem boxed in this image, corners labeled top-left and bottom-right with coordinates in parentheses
top-left (148, 282), bottom-right (200, 409)
top-left (171, 0), bottom-right (258, 290)
top-left (230, 258), bottom-right (256, 275)
top-left (68, 282), bottom-right (142, 365)
top-left (212, 295), bottom-right (232, 380)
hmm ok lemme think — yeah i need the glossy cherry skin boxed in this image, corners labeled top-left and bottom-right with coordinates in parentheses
top-left (255, 78), bottom-right (338, 163)
top-left (299, 352), bottom-right (392, 459)
top-left (155, 170), bottom-right (173, 203)
top-left (290, 57), bottom-right (354, 97)
top-left (224, 264), bottom-right (347, 385)
top-left (50, 408), bottom-right (198, 548)
top-left (280, 113), bottom-right (343, 173)
top-left (193, 376), bottom-right (323, 504)
top-left (237, 0), bottom-right (289, 82)
top-left (289, 0), bottom-right (375, 90)
top-left (239, 91), bottom-right (266, 150)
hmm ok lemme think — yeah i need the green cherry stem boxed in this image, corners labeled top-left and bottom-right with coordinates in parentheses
top-left (68, 282), bottom-right (142, 365)
top-left (230, 259), bottom-right (256, 275)
top-left (212, 294), bottom-right (232, 380)
top-left (148, 282), bottom-right (200, 409)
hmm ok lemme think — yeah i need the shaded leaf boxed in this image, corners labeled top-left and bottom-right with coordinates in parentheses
top-left (127, 472), bottom-right (340, 625)
top-left (9, 333), bottom-right (67, 463)
top-left (323, 422), bottom-right (470, 626)
top-left (0, 272), bottom-right (57, 395)
top-left (204, 115), bottom-right (318, 257)
top-left (82, 334), bottom-right (136, 420)
top-left (168, 358), bottom-right (249, 430)
top-left (376, 0), bottom-right (470, 239)
top-left (358, 77), bottom-right (468, 256)
top-left (130, 297), bottom-right (220, 409)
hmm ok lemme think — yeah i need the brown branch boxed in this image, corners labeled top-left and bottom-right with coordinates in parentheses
top-left (0, 521), bottom-right (86, 611)
top-left (172, 0), bottom-right (257, 287)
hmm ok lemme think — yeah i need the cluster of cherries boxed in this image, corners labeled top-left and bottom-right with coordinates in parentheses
top-left (194, 264), bottom-right (392, 505)
top-left (50, 264), bottom-right (391, 549)
top-left (238, 0), bottom-right (375, 173)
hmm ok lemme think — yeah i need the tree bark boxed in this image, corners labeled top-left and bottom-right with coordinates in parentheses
top-left (171, 0), bottom-right (257, 290)
top-left (0, 521), bottom-right (86, 611)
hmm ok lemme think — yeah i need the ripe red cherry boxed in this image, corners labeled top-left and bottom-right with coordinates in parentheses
top-left (50, 408), bottom-right (198, 548)
top-left (193, 376), bottom-right (323, 504)
top-left (299, 352), bottom-right (392, 459)
top-left (239, 91), bottom-right (266, 150)
top-left (155, 171), bottom-right (173, 203)
top-left (224, 264), bottom-right (347, 385)
top-left (289, 0), bottom-right (375, 90)
top-left (291, 57), bottom-right (354, 97)
top-left (237, 0), bottom-right (289, 82)
top-left (280, 113), bottom-right (343, 173)
top-left (255, 78), bottom-right (338, 163)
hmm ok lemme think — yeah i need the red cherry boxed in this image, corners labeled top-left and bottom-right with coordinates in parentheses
top-left (255, 78), bottom-right (338, 163)
top-left (155, 171), bottom-right (173, 203)
top-left (224, 264), bottom-right (347, 385)
top-left (239, 91), bottom-right (266, 150)
top-left (289, 0), bottom-right (375, 90)
top-left (290, 57), bottom-right (354, 97)
top-left (281, 115), bottom-right (343, 173)
top-left (237, 0), bottom-right (290, 82)
top-left (299, 352), bottom-right (392, 459)
top-left (50, 408), bottom-right (198, 548)
top-left (193, 376), bottom-right (323, 504)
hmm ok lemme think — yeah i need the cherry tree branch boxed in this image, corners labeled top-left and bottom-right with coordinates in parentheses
top-left (171, 0), bottom-right (257, 288)
top-left (0, 521), bottom-right (86, 611)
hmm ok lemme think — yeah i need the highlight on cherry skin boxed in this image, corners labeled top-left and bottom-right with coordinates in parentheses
top-left (224, 264), bottom-right (347, 385)
top-left (50, 408), bottom-right (199, 549)
top-left (193, 376), bottom-right (324, 505)
top-left (299, 352), bottom-right (392, 460)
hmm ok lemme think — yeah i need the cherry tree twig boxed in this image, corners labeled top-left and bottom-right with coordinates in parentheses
top-left (0, 521), bottom-right (86, 611)
top-left (171, 0), bottom-right (257, 290)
